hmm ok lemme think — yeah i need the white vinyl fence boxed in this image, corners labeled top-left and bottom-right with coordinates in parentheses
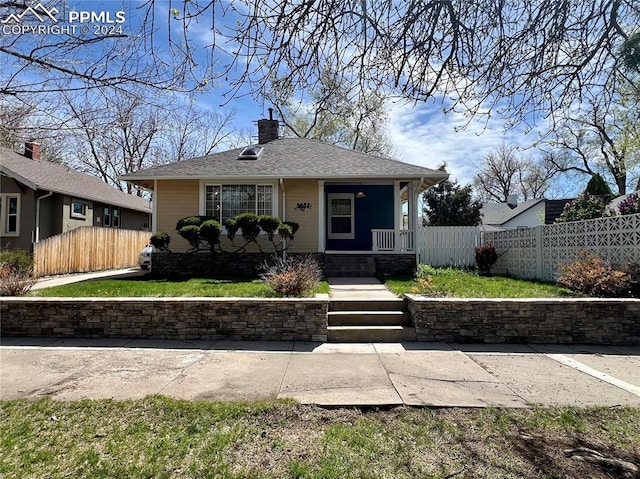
top-left (484, 213), bottom-right (640, 281)
top-left (416, 226), bottom-right (482, 268)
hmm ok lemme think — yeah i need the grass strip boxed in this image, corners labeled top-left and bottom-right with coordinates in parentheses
top-left (1, 398), bottom-right (638, 478)
top-left (31, 277), bottom-right (330, 298)
top-left (385, 268), bottom-right (578, 298)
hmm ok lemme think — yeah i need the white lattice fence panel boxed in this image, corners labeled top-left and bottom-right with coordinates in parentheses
top-left (484, 228), bottom-right (539, 279)
top-left (542, 213), bottom-right (640, 281)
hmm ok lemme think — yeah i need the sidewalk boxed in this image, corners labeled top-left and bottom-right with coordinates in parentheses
top-left (10, 275), bottom-right (639, 407)
top-left (2, 338), bottom-right (638, 407)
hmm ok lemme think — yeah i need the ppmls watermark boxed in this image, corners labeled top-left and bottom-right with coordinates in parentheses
top-left (1, 2), bottom-right (126, 36)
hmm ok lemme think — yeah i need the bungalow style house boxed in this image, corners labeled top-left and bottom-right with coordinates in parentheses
top-left (121, 115), bottom-right (448, 276)
top-left (0, 143), bottom-right (151, 251)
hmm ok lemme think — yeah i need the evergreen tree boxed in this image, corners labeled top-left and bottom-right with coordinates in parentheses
top-left (423, 180), bottom-right (482, 226)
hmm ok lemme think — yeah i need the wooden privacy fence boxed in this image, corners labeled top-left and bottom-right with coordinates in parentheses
top-left (34, 227), bottom-right (150, 276)
top-left (416, 226), bottom-right (482, 268)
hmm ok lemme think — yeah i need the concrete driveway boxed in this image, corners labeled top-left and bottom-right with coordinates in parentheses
top-left (2, 338), bottom-right (638, 407)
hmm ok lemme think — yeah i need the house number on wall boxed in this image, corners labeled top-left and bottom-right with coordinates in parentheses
top-left (295, 202), bottom-right (312, 212)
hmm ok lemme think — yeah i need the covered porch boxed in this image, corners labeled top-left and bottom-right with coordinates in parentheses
top-left (318, 180), bottom-right (421, 254)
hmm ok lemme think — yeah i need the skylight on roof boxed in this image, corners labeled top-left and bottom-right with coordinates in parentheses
top-left (237, 145), bottom-right (263, 160)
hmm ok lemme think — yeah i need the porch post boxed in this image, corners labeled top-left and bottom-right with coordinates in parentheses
top-left (412, 181), bottom-right (420, 262)
top-left (407, 181), bottom-right (415, 232)
top-left (317, 180), bottom-right (325, 252)
top-left (394, 181), bottom-right (401, 251)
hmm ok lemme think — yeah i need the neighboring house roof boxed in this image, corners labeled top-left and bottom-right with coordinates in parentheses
top-left (121, 137), bottom-right (448, 191)
top-left (0, 146), bottom-right (151, 213)
top-left (544, 198), bottom-right (573, 224)
top-left (480, 199), bottom-right (544, 227)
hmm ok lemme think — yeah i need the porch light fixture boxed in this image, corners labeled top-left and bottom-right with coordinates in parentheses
top-left (355, 191), bottom-right (366, 198)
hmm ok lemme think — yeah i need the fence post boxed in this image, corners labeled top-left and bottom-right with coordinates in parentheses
top-left (535, 225), bottom-right (543, 280)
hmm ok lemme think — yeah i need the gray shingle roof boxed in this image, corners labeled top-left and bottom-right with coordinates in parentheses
top-left (121, 138), bottom-right (448, 185)
top-left (480, 199), bottom-right (544, 226)
top-left (0, 146), bottom-right (151, 213)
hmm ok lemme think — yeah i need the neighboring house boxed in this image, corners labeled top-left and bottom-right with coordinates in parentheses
top-left (480, 198), bottom-right (573, 231)
top-left (121, 115), bottom-right (448, 275)
top-left (0, 143), bottom-right (151, 251)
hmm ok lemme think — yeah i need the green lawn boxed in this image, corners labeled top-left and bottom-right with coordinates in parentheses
top-left (385, 267), bottom-right (579, 298)
top-left (1, 397), bottom-right (638, 478)
top-left (31, 276), bottom-right (330, 298)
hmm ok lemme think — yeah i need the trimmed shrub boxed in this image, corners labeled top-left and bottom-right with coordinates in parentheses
top-left (235, 213), bottom-right (261, 241)
top-left (258, 215), bottom-right (282, 240)
top-left (475, 243), bottom-right (498, 276)
top-left (149, 232), bottom-right (170, 251)
top-left (283, 221), bottom-right (300, 236)
top-left (178, 225), bottom-right (202, 249)
top-left (261, 255), bottom-right (321, 297)
top-left (557, 252), bottom-right (632, 297)
top-left (200, 220), bottom-right (222, 245)
top-left (277, 223), bottom-right (293, 240)
top-left (176, 215), bottom-right (205, 231)
top-left (224, 218), bottom-right (239, 240)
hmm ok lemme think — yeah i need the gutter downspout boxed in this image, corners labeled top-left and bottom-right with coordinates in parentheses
top-left (279, 178), bottom-right (286, 222)
top-left (35, 190), bottom-right (53, 243)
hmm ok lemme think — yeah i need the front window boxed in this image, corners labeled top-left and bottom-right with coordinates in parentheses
top-left (328, 193), bottom-right (354, 239)
top-left (103, 206), bottom-right (111, 226)
top-left (0, 195), bottom-right (20, 236)
top-left (205, 184), bottom-right (273, 224)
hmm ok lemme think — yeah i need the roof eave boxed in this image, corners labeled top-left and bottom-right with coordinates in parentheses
top-left (121, 172), bottom-right (449, 182)
top-left (0, 166), bottom-right (37, 190)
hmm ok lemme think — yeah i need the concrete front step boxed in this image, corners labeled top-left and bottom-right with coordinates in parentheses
top-left (328, 311), bottom-right (411, 326)
top-left (327, 325), bottom-right (417, 342)
top-left (329, 299), bottom-right (406, 312)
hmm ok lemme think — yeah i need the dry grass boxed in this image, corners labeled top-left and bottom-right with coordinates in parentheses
top-left (1, 398), bottom-right (638, 478)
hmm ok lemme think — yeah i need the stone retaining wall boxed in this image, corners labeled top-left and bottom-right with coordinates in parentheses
top-left (407, 296), bottom-right (640, 345)
top-left (0, 297), bottom-right (328, 342)
top-left (3, 296), bottom-right (638, 345)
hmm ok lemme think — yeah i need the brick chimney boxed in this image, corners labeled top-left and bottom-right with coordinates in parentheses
top-left (257, 108), bottom-right (279, 144)
top-left (24, 141), bottom-right (41, 160)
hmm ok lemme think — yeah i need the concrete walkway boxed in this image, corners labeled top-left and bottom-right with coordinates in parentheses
top-left (2, 338), bottom-right (639, 407)
top-left (31, 268), bottom-right (146, 290)
top-left (327, 277), bottom-right (398, 300)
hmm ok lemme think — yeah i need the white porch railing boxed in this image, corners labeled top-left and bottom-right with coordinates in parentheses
top-left (372, 229), bottom-right (414, 252)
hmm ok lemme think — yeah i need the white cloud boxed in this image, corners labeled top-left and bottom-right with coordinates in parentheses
top-left (387, 99), bottom-right (542, 186)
